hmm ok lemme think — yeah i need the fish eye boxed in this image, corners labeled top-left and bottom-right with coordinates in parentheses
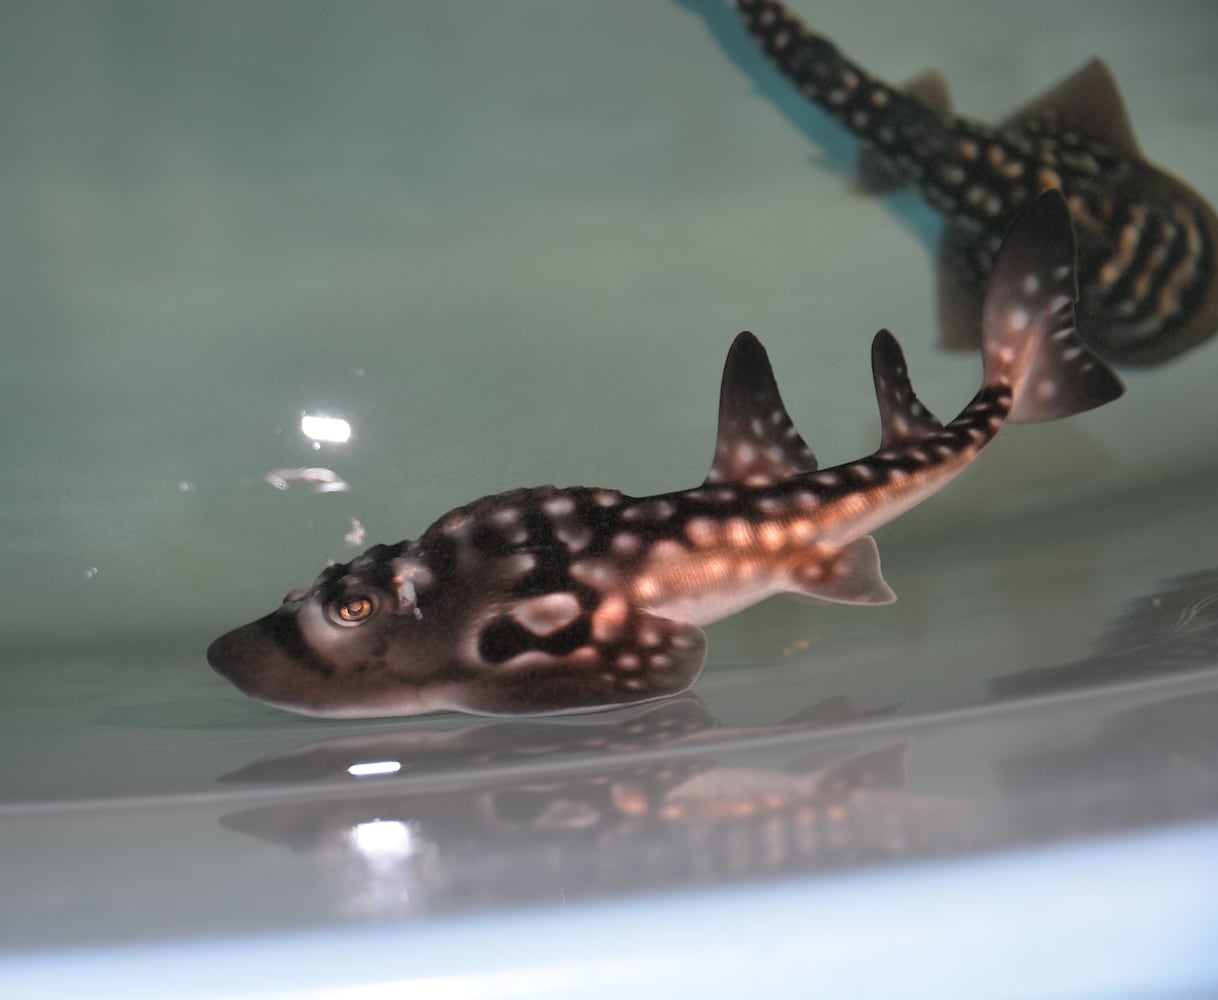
top-left (329, 595), bottom-right (376, 626)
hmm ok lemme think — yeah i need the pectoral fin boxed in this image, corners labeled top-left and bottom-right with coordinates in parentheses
top-left (454, 610), bottom-right (709, 717)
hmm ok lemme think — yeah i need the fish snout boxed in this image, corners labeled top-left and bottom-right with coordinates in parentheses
top-left (206, 610), bottom-right (314, 697)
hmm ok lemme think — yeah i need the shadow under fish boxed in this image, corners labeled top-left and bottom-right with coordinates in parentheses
top-left (719, 0), bottom-right (1218, 366)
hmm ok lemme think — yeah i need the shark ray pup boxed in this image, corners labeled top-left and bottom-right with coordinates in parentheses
top-left (730, 0), bottom-right (1218, 366)
top-left (208, 192), bottom-right (1122, 719)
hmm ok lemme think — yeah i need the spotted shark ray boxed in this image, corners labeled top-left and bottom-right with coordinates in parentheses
top-left (207, 192), bottom-right (1123, 719)
top-left (728, 0), bottom-right (1218, 367)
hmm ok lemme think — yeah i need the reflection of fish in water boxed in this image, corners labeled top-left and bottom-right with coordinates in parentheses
top-left (998, 691), bottom-right (1218, 840)
top-left (219, 739), bottom-right (992, 912)
top-left (217, 695), bottom-right (897, 785)
top-left (731, 0), bottom-right (1218, 366)
top-left (993, 569), bottom-right (1218, 696)
top-left (208, 193), bottom-right (1122, 719)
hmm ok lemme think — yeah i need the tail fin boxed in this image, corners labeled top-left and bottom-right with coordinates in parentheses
top-left (981, 190), bottom-right (1125, 422)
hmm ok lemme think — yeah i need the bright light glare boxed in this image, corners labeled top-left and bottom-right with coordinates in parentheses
top-left (348, 819), bottom-right (417, 859)
top-left (347, 760), bottom-right (402, 777)
top-left (301, 414), bottom-right (352, 444)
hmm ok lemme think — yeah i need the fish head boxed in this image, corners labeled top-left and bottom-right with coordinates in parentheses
top-left (207, 544), bottom-right (454, 718)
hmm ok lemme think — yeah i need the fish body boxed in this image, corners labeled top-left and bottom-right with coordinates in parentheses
top-left (731, 0), bottom-right (1218, 366)
top-left (208, 192), bottom-right (1122, 719)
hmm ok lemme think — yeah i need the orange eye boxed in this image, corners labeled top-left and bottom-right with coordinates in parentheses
top-left (334, 596), bottom-right (374, 624)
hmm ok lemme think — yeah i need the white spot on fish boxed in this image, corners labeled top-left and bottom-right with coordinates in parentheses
top-left (556, 522), bottom-right (593, 553)
top-left (593, 491), bottom-right (622, 508)
top-left (507, 553), bottom-right (537, 576)
top-left (649, 539), bottom-right (685, 563)
top-left (513, 593), bottom-right (581, 637)
top-left (624, 500), bottom-right (677, 522)
top-left (639, 623), bottom-right (664, 648)
top-left (571, 560), bottom-right (617, 588)
top-left (685, 517), bottom-right (718, 547)
top-left (759, 522), bottom-right (785, 552)
top-left (543, 495), bottom-right (576, 518)
top-left (592, 595), bottom-right (630, 643)
top-left (491, 507), bottom-right (520, 526)
top-left (611, 532), bottom-right (642, 556)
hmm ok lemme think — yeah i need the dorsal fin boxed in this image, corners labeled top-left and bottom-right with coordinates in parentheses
top-left (1000, 58), bottom-right (1142, 156)
top-left (704, 332), bottom-right (818, 487)
top-left (870, 330), bottom-right (944, 447)
top-left (855, 68), bottom-right (952, 195)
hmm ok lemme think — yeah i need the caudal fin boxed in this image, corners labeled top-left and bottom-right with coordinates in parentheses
top-left (981, 191), bottom-right (1125, 422)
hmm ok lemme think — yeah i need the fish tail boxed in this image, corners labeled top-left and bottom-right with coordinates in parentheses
top-left (981, 191), bottom-right (1125, 422)
top-left (732, 0), bottom-right (939, 147)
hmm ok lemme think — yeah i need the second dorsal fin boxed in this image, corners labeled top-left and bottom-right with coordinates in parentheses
top-left (704, 332), bottom-right (818, 487)
top-left (870, 330), bottom-right (944, 447)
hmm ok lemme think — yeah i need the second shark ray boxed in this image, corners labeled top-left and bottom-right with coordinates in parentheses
top-left (729, 0), bottom-right (1218, 367)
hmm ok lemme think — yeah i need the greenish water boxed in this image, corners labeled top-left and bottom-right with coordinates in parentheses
top-left (3, 3), bottom-right (1218, 980)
